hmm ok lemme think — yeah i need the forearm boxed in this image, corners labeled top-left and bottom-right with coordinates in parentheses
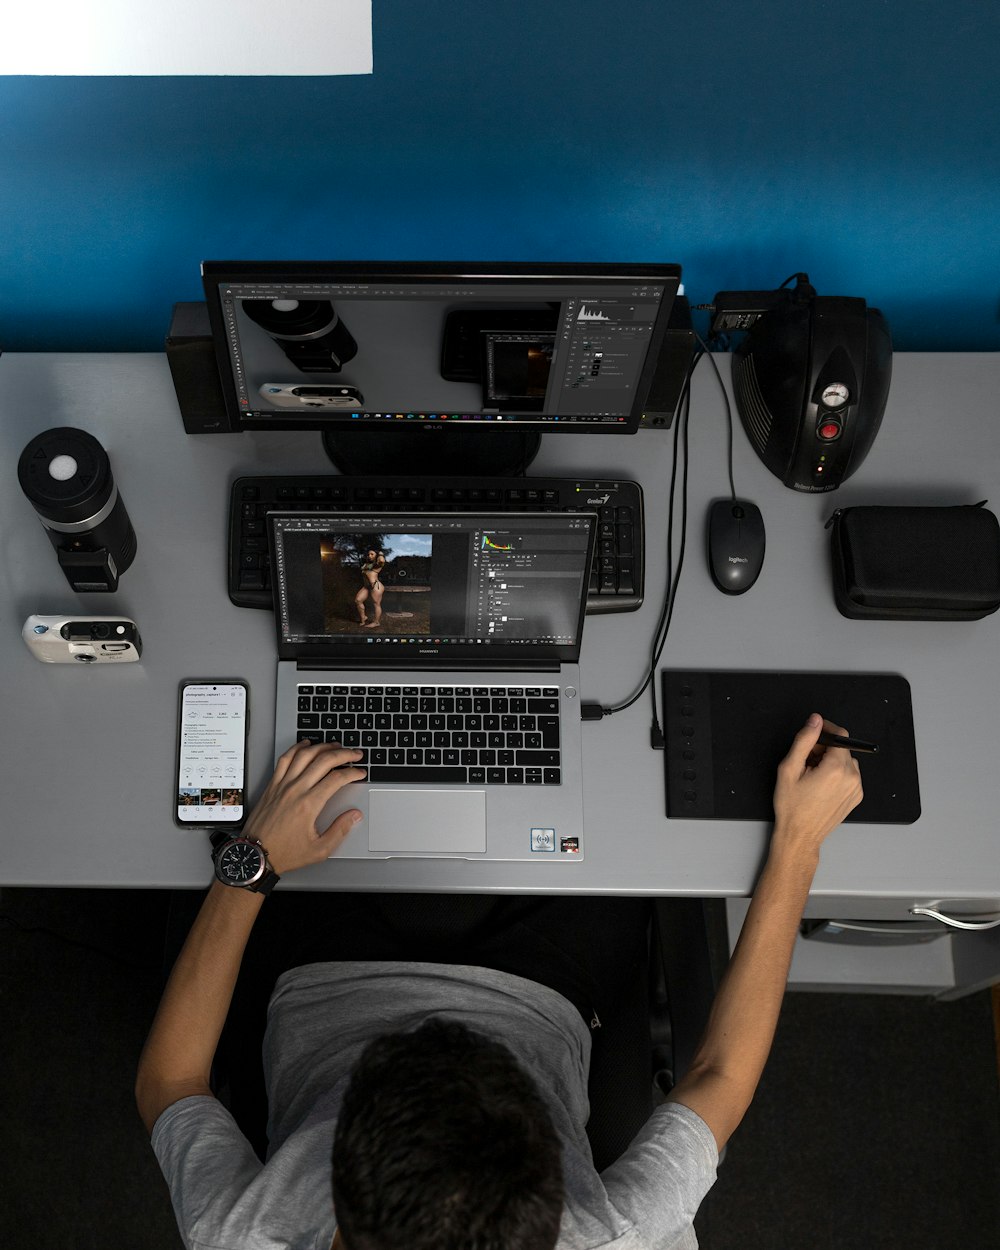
top-left (668, 837), bottom-right (818, 1143)
top-left (694, 839), bottom-right (815, 1076)
top-left (136, 882), bottom-right (265, 1132)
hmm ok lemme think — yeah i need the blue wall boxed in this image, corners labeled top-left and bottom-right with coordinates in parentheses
top-left (2, 0), bottom-right (998, 351)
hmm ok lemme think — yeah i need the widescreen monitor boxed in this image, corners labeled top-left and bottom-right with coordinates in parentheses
top-left (201, 261), bottom-right (681, 473)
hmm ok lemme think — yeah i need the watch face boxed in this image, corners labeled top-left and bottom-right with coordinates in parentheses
top-left (217, 839), bottom-right (265, 885)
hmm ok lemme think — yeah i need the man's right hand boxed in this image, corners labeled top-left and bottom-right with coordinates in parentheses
top-left (772, 712), bottom-right (864, 857)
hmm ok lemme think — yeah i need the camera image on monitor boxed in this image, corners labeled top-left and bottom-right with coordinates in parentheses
top-left (258, 383), bottom-right (365, 410)
top-left (241, 298), bottom-right (358, 373)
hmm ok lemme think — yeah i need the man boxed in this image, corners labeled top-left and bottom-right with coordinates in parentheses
top-left (137, 711), bottom-right (862, 1249)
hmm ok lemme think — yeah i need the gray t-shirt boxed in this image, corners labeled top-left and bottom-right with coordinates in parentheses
top-left (152, 961), bottom-right (717, 1249)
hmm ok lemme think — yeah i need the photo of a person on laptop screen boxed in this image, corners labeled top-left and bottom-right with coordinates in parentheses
top-left (320, 535), bottom-right (433, 635)
top-left (355, 547), bottom-right (386, 627)
top-left (137, 712), bottom-right (863, 1250)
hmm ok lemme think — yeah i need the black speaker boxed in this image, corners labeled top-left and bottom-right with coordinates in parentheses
top-left (732, 293), bottom-right (892, 493)
top-left (640, 295), bottom-right (695, 430)
top-left (165, 302), bottom-right (233, 434)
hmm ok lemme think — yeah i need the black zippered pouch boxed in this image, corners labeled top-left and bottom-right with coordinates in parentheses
top-left (827, 502), bottom-right (1000, 620)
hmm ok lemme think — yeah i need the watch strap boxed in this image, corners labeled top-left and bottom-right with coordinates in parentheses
top-left (250, 867), bottom-right (281, 895)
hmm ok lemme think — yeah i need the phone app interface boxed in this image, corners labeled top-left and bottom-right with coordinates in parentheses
top-left (177, 684), bottom-right (246, 822)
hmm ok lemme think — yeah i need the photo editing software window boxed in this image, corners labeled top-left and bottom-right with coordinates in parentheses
top-left (271, 514), bottom-right (593, 648)
top-left (215, 277), bottom-right (670, 424)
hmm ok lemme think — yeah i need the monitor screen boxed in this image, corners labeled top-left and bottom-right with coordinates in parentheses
top-left (268, 510), bottom-right (596, 664)
top-left (201, 261), bottom-right (681, 435)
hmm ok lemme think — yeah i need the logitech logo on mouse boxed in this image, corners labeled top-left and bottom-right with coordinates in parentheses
top-left (728, 556), bottom-right (749, 564)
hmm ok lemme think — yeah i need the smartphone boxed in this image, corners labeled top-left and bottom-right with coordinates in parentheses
top-left (175, 680), bottom-right (250, 827)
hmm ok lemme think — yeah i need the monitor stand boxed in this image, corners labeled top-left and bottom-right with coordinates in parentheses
top-left (321, 425), bottom-right (541, 477)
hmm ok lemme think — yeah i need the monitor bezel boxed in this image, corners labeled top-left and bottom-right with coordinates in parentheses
top-left (200, 260), bottom-right (681, 436)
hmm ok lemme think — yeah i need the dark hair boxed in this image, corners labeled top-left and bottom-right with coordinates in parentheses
top-left (332, 1018), bottom-right (564, 1250)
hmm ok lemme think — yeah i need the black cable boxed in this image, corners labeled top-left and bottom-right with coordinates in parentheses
top-left (585, 323), bottom-right (742, 739)
top-left (777, 271), bottom-right (808, 290)
top-left (695, 331), bottom-right (737, 502)
top-left (597, 347), bottom-right (699, 735)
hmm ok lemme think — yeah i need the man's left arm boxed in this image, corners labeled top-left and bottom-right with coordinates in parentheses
top-left (135, 741), bottom-right (367, 1135)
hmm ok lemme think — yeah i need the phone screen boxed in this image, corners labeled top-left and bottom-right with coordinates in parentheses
top-left (176, 682), bottom-right (248, 825)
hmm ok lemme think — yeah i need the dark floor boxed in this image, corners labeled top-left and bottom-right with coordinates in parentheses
top-left (3, 887), bottom-right (999, 1250)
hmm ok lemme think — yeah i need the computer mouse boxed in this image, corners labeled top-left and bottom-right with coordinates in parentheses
top-left (708, 499), bottom-right (766, 594)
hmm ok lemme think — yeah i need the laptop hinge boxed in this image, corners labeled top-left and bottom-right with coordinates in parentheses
top-left (296, 658), bottom-right (562, 673)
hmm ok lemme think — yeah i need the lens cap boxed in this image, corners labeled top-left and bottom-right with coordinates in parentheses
top-left (17, 427), bottom-right (114, 524)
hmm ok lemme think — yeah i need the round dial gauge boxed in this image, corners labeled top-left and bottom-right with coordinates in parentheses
top-left (219, 840), bottom-right (264, 883)
top-left (821, 383), bottom-right (850, 408)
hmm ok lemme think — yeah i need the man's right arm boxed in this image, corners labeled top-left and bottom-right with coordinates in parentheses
top-left (666, 713), bottom-right (863, 1153)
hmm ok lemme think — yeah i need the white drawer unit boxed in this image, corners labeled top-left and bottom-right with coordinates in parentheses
top-left (726, 897), bottom-right (1000, 999)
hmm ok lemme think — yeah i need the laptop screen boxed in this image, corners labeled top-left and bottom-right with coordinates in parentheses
top-left (268, 511), bottom-right (596, 664)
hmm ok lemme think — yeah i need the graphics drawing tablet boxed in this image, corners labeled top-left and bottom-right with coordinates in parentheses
top-left (661, 670), bottom-right (920, 824)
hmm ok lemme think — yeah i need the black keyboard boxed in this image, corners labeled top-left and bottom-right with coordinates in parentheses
top-left (296, 682), bottom-right (562, 786)
top-left (230, 474), bottom-right (644, 614)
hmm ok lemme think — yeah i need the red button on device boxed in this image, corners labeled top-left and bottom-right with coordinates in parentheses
top-left (818, 422), bottom-right (841, 440)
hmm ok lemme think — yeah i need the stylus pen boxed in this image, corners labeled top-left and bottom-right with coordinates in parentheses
top-left (817, 731), bottom-right (879, 754)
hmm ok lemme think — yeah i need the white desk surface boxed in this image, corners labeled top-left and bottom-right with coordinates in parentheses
top-left (2, 351), bottom-right (998, 903)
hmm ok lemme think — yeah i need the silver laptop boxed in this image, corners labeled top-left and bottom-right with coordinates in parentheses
top-left (269, 509), bottom-right (597, 861)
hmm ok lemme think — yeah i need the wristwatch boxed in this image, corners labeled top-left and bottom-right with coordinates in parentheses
top-left (210, 832), bottom-right (281, 894)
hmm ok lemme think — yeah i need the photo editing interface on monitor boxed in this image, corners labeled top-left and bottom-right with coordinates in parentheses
top-left (270, 513), bottom-right (594, 651)
top-left (210, 271), bottom-right (676, 428)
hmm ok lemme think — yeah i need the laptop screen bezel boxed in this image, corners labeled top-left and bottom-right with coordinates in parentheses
top-left (267, 510), bottom-right (597, 665)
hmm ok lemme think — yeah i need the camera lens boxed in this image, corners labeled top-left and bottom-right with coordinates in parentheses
top-left (17, 427), bottom-right (137, 592)
top-left (92, 623), bottom-right (110, 639)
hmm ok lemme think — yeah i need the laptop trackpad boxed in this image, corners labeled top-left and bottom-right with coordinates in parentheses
top-left (368, 789), bottom-right (487, 855)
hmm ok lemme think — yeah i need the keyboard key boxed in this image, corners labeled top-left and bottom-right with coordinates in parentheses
top-left (516, 750), bottom-right (561, 767)
top-left (367, 765), bottom-right (467, 784)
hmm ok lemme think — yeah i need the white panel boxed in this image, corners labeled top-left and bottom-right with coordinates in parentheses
top-left (0, 1), bottom-right (373, 76)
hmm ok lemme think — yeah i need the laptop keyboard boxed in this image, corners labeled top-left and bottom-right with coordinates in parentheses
top-left (296, 683), bottom-right (562, 785)
top-left (231, 474), bottom-right (643, 614)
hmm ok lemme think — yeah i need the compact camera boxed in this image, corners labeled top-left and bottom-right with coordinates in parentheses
top-left (22, 615), bottom-right (142, 664)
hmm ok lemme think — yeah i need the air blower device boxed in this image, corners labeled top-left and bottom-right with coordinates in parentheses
top-left (712, 275), bottom-right (892, 493)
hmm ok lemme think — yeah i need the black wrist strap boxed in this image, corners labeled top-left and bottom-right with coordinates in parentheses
top-left (251, 869), bottom-right (281, 895)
